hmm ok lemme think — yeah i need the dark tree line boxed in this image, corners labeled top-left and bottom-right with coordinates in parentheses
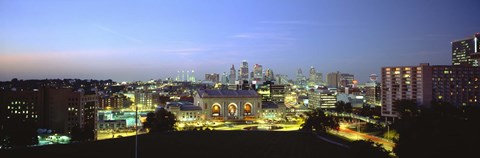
top-left (349, 140), bottom-right (390, 158)
top-left (392, 99), bottom-right (480, 157)
top-left (143, 108), bottom-right (176, 133)
top-left (334, 101), bottom-right (352, 114)
top-left (301, 108), bottom-right (339, 134)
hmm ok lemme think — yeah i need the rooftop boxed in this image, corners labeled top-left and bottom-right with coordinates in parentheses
top-left (198, 89), bottom-right (260, 98)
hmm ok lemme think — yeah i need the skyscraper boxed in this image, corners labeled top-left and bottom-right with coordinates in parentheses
top-left (295, 68), bottom-right (306, 87)
top-left (265, 68), bottom-right (274, 81)
top-left (340, 73), bottom-right (355, 88)
top-left (229, 65), bottom-right (236, 84)
top-left (253, 64), bottom-right (263, 82)
top-left (240, 60), bottom-right (249, 81)
top-left (326, 71), bottom-right (341, 88)
top-left (452, 33), bottom-right (480, 66)
top-left (308, 66), bottom-right (317, 86)
top-left (221, 72), bottom-right (228, 84)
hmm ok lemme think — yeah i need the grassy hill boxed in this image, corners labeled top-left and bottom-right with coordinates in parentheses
top-left (0, 131), bottom-right (351, 158)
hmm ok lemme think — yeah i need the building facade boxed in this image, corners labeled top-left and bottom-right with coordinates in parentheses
top-left (452, 33), bottom-right (480, 66)
top-left (381, 63), bottom-right (433, 118)
top-left (327, 71), bottom-right (341, 88)
top-left (431, 65), bottom-right (480, 107)
top-left (194, 90), bottom-right (262, 121)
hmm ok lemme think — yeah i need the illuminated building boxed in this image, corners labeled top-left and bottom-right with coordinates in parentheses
top-left (253, 64), bottom-right (263, 82)
top-left (97, 120), bottom-right (127, 130)
top-left (275, 74), bottom-right (290, 85)
top-left (337, 94), bottom-right (364, 108)
top-left (190, 70), bottom-right (196, 82)
top-left (194, 90), bottom-right (262, 121)
top-left (308, 66), bottom-right (317, 86)
top-left (431, 65), bottom-right (480, 107)
top-left (221, 72), bottom-right (228, 84)
top-left (240, 60), bottom-right (249, 81)
top-left (295, 68), bottom-right (307, 87)
top-left (259, 101), bottom-right (285, 120)
top-left (205, 73), bottom-right (220, 83)
top-left (326, 71), bottom-right (341, 88)
top-left (316, 72), bottom-right (324, 85)
top-left (381, 63), bottom-right (433, 119)
top-left (265, 68), bottom-right (275, 81)
top-left (0, 88), bottom-right (41, 133)
top-left (166, 102), bottom-right (202, 122)
top-left (134, 90), bottom-right (159, 110)
top-left (308, 88), bottom-right (337, 109)
top-left (452, 33), bottom-right (480, 66)
top-left (340, 73), bottom-right (355, 88)
top-left (229, 64), bottom-right (236, 85)
top-left (365, 74), bottom-right (381, 105)
top-left (99, 93), bottom-right (131, 109)
top-left (0, 87), bottom-right (98, 134)
top-left (271, 84), bottom-right (288, 104)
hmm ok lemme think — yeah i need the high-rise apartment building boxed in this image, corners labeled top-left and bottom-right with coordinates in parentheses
top-left (381, 63), bottom-right (433, 119)
top-left (452, 33), bottom-right (480, 66)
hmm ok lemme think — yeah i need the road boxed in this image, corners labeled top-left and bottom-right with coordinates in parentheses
top-left (329, 124), bottom-right (395, 152)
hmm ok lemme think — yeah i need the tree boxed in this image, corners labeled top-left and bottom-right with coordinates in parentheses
top-left (393, 99), bottom-right (418, 119)
top-left (349, 140), bottom-right (390, 158)
top-left (393, 101), bottom-right (480, 157)
top-left (144, 108), bottom-right (176, 133)
top-left (301, 108), bottom-right (339, 134)
top-left (335, 101), bottom-right (352, 113)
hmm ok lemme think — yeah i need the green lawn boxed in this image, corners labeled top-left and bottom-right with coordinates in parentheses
top-left (1, 131), bottom-right (351, 158)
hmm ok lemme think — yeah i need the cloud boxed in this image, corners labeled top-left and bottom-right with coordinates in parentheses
top-left (231, 32), bottom-right (296, 40)
top-left (92, 24), bottom-right (144, 44)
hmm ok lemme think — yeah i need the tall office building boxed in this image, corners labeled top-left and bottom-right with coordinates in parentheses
top-left (381, 63), bottom-right (433, 119)
top-left (265, 68), bottom-right (275, 81)
top-left (431, 65), bottom-right (480, 107)
top-left (253, 64), bottom-right (263, 82)
top-left (452, 33), bottom-right (480, 66)
top-left (316, 72), bottom-right (324, 85)
top-left (326, 71), bottom-right (341, 88)
top-left (190, 70), bottom-right (196, 82)
top-left (365, 74), bottom-right (381, 106)
top-left (240, 60), bottom-right (249, 81)
top-left (221, 72), bottom-right (228, 84)
top-left (340, 73), bottom-right (355, 88)
top-left (229, 64), bottom-right (236, 84)
top-left (308, 66), bottom-right (317, 86)
top-left (296, 68), bottom-right (307, 87)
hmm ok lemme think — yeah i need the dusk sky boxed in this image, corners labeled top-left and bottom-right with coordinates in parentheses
top-left (1, 0), bottom-right (479, 82)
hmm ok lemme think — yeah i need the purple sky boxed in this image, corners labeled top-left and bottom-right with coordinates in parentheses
top-left (1, 0), bottom-right (479, 83)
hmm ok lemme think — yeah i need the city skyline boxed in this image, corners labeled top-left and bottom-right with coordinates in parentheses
top-left (1, 0), bottom-right (480, 82)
